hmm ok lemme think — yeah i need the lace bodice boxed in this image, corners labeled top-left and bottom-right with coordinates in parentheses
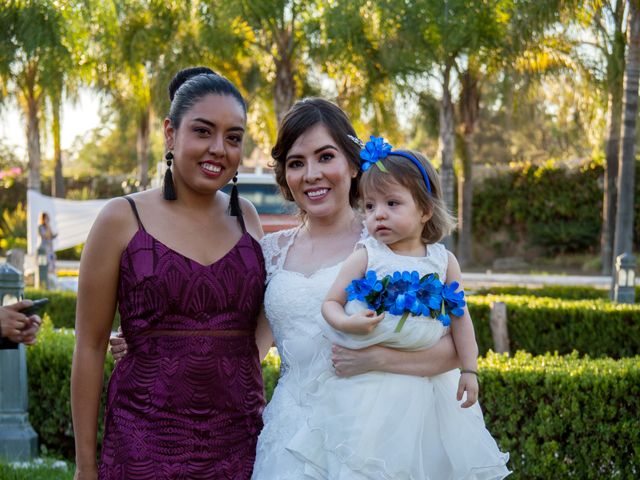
top-left (253, 227), bottom-right (363, 479)
top-left (259, 227), bottom-right (339, 384)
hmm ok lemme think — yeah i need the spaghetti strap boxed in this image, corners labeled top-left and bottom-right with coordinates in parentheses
top-left (124, 196), bottom-right (145, 231)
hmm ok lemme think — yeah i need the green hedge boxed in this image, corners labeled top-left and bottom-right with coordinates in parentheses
top-left (26, 318), bottom-right (112, 460)
top-left (26, 320), bottom-right (281, 460)
top-left (25, 327), bottom-right (639, 477)
top-left (472, 159), bottom-right (640, 254)
top-left (472, 285), bottom-right (640, 301)
top-left (469, 295), bottom-right (640, 358)
top-left (479, 351), bottom-right (640, 479)
top-left (25, 289), bottom-right (77, 329)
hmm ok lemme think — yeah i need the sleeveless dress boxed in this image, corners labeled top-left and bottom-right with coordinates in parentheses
top-left (99, 197), bottom-right (265, 480)
top-left (285, 236), bottom-right (511, 479)
top-left (252, 226), bottom-right (362, 479)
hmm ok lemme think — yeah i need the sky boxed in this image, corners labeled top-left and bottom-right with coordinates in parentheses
top-left (0, 89), bottom-right (103, 161)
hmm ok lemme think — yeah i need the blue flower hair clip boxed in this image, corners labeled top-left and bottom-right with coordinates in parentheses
top-left (359, 135), bottom-right (432, 194)
top-left (360, 136), bottom-right (391, 172)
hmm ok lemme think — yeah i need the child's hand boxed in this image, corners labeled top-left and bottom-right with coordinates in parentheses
top-left (339, 310), bottom-right (385, 335)
top-left (457, 372), bottom-right (479, 408)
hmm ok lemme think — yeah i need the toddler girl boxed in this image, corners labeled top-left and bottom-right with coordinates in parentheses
top-left (286, 137), bottom-right (510, 479)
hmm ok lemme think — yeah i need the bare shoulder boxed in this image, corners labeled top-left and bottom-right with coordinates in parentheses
top-left (239, 196), bottom-right (263, 239)
top-left (88, 197), bottom-right (139, 249)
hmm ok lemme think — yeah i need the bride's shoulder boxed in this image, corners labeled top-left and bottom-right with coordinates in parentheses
top-left (260, 228), bottom-right (298, 279)
top-left (260, 228), bottom-right (297, 252)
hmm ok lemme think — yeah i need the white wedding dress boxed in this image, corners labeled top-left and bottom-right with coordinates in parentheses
top-left (252, 230), bottom-right (510, 479)
top-left (252, 227), bottom-right (350, 479)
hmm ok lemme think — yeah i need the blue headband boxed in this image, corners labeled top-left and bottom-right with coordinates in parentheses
top-left (357, 136), bottom-right (432, 194)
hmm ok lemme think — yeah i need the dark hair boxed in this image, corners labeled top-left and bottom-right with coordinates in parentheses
top-left (359, 150), bottom-right (456, 243)
top-left (167, 70), bottom-right (247, 129)
top-left (271, 98), bottom-right (361, 209)
top-left (168, 66), bottom-right (216, 101)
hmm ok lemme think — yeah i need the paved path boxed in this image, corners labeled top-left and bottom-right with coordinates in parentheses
top-left (55, 260), bottom-right (627, 293)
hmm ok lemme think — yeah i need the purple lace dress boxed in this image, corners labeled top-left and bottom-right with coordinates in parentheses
top-left (99, 197), bottom-right (265, 479)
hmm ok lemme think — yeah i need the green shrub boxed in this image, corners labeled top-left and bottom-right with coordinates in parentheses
top-left (26, 317), bottom-right (113, 460)
top-left (472, 285), bottom-right (640, 301)
top-left (479, 351), bottom-right (640, 479)
top-left (472, 159), bottom-right (640, 255)
top-left (25, 289), bottom-right (77, 329)
top-left (26, 329), bottom-right (639, 478)
top-left (471, 285), bottom-right (609, 300)
top-left (469, 295), bottom-right (640, 358)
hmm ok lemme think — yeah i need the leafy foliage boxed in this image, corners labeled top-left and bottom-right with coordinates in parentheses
top-left (0, 202), bottom-right (27, 253)
top-left (469, 294), bottom-right (640, 358)
top-left (479, 351), bottom-right (640, 479)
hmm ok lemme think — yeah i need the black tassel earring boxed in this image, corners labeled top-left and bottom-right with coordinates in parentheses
top-left (163, 151), bottom-right (177, 200)
top-left (228, 173), bottom-right (241, 216)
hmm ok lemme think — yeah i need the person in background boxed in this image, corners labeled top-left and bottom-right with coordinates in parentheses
top-left (38, 212), bottom-right (58, 274)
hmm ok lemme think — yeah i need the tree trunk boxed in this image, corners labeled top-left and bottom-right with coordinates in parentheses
top-left (26, 93), bottom-right (42, 192)
top-left (457, 68), bottom-right (480, 267)
top-left (272, 26), bottom-right (296, 125)
top-left (601, 3), bottom-right (626, 274)
top-left (439, 61), bottom-right (456, 250)
top-left (273, 56), bottom-right (295, 125)
top-left (52, 95), bottom-right (65, 198)
top-left (613, 0), bottom-right (640, 264)
top-left (136, 105), bottom-right (151, 189)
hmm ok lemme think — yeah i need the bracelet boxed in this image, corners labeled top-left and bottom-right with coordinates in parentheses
top-left (460, 369), bottom-right (478, 376)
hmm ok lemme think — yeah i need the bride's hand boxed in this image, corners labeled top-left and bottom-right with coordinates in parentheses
top-left (331, 344), bottom-right (382, 377)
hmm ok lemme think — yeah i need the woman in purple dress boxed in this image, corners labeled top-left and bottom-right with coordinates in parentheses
top-left (71, 70), bottom-right (269, 480)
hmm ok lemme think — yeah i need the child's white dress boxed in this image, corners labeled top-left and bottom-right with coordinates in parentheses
top-left (286, 236), bottom-right (511, 479)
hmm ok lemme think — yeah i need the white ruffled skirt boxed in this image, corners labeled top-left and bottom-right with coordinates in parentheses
top-left (285, 301), bottom-right (511, 479)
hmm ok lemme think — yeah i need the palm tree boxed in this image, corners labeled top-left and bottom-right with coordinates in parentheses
top-left (92, 1), bottom-right (191, 189)
top-left (613, 0), bottom-right (640, 263)
top-left (0, 1), bottom-right (74, 192)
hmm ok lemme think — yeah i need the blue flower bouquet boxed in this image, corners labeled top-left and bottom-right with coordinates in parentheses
top-left (346, 270), bottom-right (466, 332)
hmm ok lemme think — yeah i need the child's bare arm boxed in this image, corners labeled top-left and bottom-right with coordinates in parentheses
top-left (446, 252), bottom-right (479, 408)
top-left (322, 249), bottom-right (384, 335)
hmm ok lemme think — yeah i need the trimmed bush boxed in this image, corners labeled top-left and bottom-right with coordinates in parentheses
top-left (472, 285), bottom-right (640, 301)
top-left (468, 295), bottom-right (640, 358)
top-left (26, 317), bottom-right (112, 460)
top-left (479, 351), bottom-right (640, 479)
top-left (25, 289), bottom-right (77, 329)
top-left (26, 329), bottom-right (639, 477)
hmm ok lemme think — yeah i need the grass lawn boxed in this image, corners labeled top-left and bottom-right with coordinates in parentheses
top-left (0, 458), bottom-right (75, 479)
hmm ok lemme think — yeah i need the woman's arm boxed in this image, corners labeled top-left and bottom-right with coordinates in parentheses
top-left (255, 307), bottom-right (274, 361)
top-left (71, 199), bottom-right (135, 479)
top-left (332, 332), bottom-right (461, 378)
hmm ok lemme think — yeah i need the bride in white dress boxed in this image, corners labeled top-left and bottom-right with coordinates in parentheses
top-left (251, 99), bottom-right (469, 479)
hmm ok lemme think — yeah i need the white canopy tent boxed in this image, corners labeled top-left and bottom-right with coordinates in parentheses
top-left (26, 190), bottom-right (109, 256)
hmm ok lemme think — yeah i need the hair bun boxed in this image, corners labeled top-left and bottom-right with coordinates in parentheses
top-left (168, 66), bottom-right (217, 101)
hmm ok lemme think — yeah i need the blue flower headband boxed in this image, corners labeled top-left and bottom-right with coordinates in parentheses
top-left (350, 135), bottom-right (432, 194)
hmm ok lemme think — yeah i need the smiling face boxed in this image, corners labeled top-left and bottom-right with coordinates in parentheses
top-left (164, 93), bottom-right (246, 195)
top-left (284, 123), bottom-right (357, 220)
top-left (363, 178), bottom-right (431, 254)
